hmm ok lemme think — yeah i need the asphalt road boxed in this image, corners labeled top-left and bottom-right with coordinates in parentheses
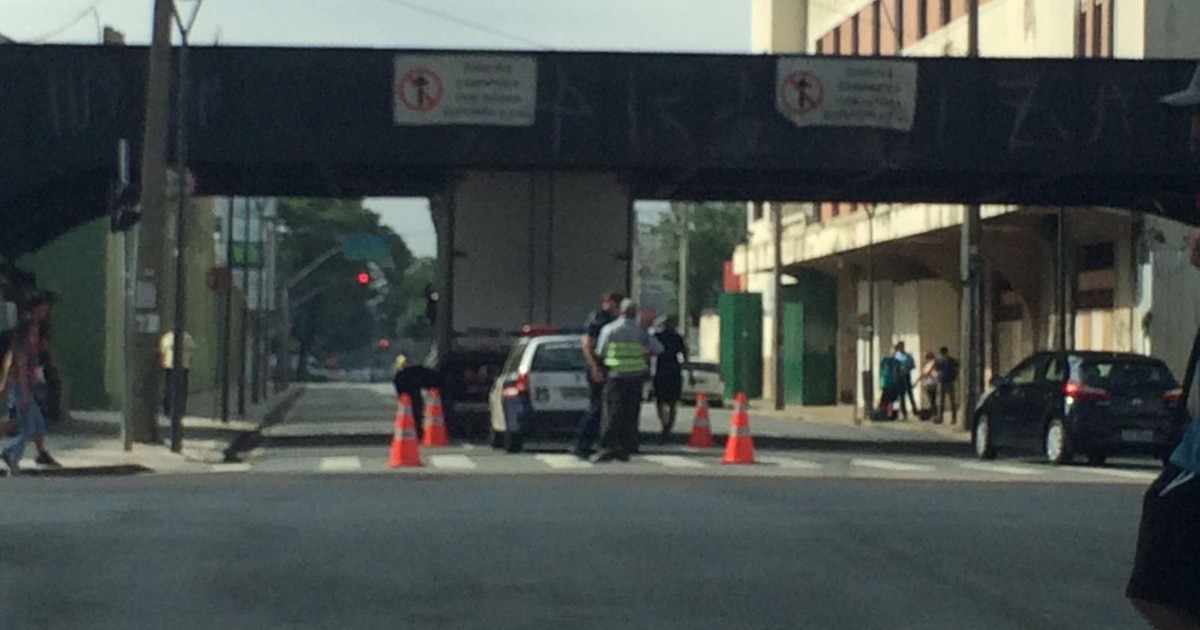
top-left (0, 474), bottom-right (1150, 629)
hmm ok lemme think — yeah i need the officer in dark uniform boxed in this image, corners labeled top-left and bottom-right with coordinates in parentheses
top-left (571, 291), bottom-right (623, 459)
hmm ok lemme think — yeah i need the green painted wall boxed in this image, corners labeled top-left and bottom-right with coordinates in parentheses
top-left (781, 271), bottom-right (838, 406)
top-left (718, 292), bottom-right (762, 399)
top-left (20, 218), bottom-right (113, 409)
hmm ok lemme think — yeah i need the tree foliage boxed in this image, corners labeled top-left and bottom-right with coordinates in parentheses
top-left (651, 201), bottom-right (747, 324)
top-left (277, 198), bottom-right (422, 367)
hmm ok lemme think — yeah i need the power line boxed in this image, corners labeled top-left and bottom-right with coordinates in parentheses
top-left (376, 0), bottom-right (551, 50)
top-left (21, 0), bottom-right (106, 43)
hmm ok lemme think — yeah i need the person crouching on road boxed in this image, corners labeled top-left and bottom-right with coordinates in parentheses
top-left (593, 299), bottom-right (662, 462)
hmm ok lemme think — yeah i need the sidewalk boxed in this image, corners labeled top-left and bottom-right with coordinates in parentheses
top-left (9, 385), bottom-right (305, 476)
top-left (743, 401), bottom-right (972, 443)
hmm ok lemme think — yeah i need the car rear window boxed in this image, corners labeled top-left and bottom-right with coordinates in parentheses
top-left (1075, 358), bottom-right (1176, 388)
top-left (531, 343), bottom-right (587, 372)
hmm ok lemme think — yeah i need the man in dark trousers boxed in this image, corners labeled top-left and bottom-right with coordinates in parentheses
top-left (1126, 62), bottom-right (1200, 630)
top-left (571, 291), bottom-right (622, 459)
top-left (594, 298), bottom-right (662, 462)
top-left (392, 354), bottom-right (441, 439)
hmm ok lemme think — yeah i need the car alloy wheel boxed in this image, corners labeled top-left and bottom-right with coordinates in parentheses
top-left (974, 413), bottom-right (996, 460)
top-left (1044, 419), bottom-right (1071, 465)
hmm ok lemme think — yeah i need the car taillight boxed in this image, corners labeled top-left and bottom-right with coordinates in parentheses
top-left (1064, 380), bottom-right (1110, 401)
top-left (502, 372), bottom-right (530, 398)
top-left (1164, 387), bottom-right (1184, 403)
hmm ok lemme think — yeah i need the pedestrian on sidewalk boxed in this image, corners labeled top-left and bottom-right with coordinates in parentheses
top-left (159, 329), bottom-right (196, 419)
top-left (892, 342), bottom-right (917, 420)
top-left (1124, 63), bottom-right (1200, 630)
top-left (0, 317), bottom-right (60, 474)
top-left (935, 347), bottom-right (959, 425)
top-left (594, 298), bottom-right (662, 462)
top-left (652, 315), bottom-right (692, 444)
top-left (918, 350), bottom-right (939, 420)
top-left (27, 292), bottom-right (62, 425)
top-left (571, 291), bottom-right (622, 459)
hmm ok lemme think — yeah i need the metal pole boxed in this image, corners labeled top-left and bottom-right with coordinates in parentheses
top-left (1056, 208), bottom-right (1068, 352)
top-left (220, 197), bottom-right (233, 422)
top-left (251, 201), bottom-right (262, 406)
top-left (679, 203), bottom-right (690, 337)
top-left (866, 207), bottom-right (876, 420)
top-left (238, 197), bottom-right (250, 417)
top-left (130, 0), bottom-right (174, 444)
top-left (772, 201), bottom-right (784, 411)
top-left (168, 18), bottom-right (191, 453)
top-left (961, 0), bottom-right (983, 431)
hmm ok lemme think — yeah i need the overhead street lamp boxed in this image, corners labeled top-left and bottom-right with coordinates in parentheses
top-left (167, 0), bottom-right (205, 453)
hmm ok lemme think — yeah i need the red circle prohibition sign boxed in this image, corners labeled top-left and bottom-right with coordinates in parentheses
top-left (399, 68), bottom-right (444, 113)
top-left (781, 70), bottom-right (824, 116)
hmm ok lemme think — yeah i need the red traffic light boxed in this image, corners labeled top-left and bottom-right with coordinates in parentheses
top-left (356, 270), bottom-right (370, 285)
top-left (377, 337), bottom-right (391, 349)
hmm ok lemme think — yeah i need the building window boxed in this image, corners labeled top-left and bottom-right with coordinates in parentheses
top-left (917, 0), bottom-right (929, 37)
top-left (995, 278), bottom-right (1023, 322)
top-left (817, 38), bottom-right (825, 54)
top-left (851, 14), bottom-right (861, 55)
top-left (940, 0), bottom-right (951, 26)
top-left (1076, 242), bottom-right (1116, 310)
top-left (752, 201), bottom-right (764, 221)
top-left (872, 2), bottom-right (883, 55)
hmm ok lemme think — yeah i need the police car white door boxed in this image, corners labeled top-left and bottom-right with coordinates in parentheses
top-left (488, 333), bottom-right (590, 452)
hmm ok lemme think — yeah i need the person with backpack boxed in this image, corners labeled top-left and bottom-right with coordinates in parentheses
top-left (934, 347), bottom-right (959, 425)
top-left (892, 342), bottom-right (918, 420)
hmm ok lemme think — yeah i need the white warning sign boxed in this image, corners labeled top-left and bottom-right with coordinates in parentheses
top-left (775, 58), bottom-right (918, 131)
top-left (393, 54), bottom-right (538, 127)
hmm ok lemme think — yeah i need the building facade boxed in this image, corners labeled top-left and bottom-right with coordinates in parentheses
top-left (738, 0), bottom-right (1200, 409)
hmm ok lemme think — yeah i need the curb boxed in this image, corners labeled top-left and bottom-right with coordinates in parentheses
top-left (2, 464), bottom-right (152, 478)
top-left (222, 386), bottom-right (307, 462)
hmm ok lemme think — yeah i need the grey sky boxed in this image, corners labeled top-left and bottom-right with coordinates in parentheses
top-left (1, 0), bottom-right (752, 256)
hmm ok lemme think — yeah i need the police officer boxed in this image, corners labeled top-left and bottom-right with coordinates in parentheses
top-left (594, 298), bottom-right (662, 462)
top-left (571, 291), bottom-right (623, 459)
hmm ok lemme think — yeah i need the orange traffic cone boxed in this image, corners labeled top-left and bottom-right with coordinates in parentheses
top-left (388, 394), bottom-right (423, 468)
top-left (422, 388), bottom-right (449, 447)
top-left (687, 391), bottom-right (715, 448)
top-left (721, 392), bottom-right (755, 464)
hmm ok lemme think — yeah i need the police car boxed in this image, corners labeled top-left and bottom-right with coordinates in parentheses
top-left (487, 325), bottom-right (591, 453)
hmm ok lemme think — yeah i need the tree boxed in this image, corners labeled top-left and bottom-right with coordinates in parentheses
top-left (652, 201), bottom-right (747, 325)
top-left (276, 198), bottom-right (419, 374)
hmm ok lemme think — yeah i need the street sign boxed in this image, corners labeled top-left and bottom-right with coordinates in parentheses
top-left (342, 234), bottom-right (394, 268)
top-left (231, 242), bottom-right (263, 268)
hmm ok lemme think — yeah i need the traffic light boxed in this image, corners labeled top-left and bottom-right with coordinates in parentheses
top-left (377, 337), bottom-right (391, 349)
top-left (355, 270), bottom-right (370, 285)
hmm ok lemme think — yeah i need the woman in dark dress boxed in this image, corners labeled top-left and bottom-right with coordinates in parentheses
top-left (652, 316), bottom-right (691, 443)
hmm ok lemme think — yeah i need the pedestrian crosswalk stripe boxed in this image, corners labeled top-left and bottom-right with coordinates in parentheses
top-left (959, 462), bottom-right (1041, 476)
top-left (319, 456), bottom-right (363, 472)
top-left (756, 456), bottom-right (823, 470)
top-left (535, 454), bottom-right (594, 469)
top-left (851, 458), bottom-right (936, 472)
top-left (1073, 467), bottom-right (1157, 481)
top-left (210, 463), bottom-right (253, 473)
top-left (642, 455), bottom-right (707, 469)
top-left (430, 455), bottom-right (477, 470)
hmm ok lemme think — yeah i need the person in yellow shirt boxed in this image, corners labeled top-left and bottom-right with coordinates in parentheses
top-left (159, 330), bottom-right (196, 418)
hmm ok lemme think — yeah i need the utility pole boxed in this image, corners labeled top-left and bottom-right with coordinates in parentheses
top-left (678, 203), bottom-right (690, 338)
top-left (961, 0), bottom-right (983, 431)
top-left (118, 138), bottom-right (137, 452)
top-left (865, 206), bottom-right (876, 423)
top-left (772, 201), bottom-right (784, 411)
top-left (1056, 208), bottom-right (1068, 352)
top-left (251, 201), bottom-right (263, 406)
top-left (129, 0), bottom-right (174, 444)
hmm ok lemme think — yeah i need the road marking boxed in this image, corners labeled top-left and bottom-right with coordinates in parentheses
top-left (210, 463), bottom-right (252, 473)
top-left (319, 456), bottom-right (363, 472)
top-left (461, 444), bottom-right (476, 451)
top-left (1073, 467), bottom-right (1157, 481)
top-left (535, 454), bottom-right (594, 470)
top-left (642, 455), bottom-right (707, 469)
top-left (851, 458), bottom-right (936, 472)
top-left (959, 462), bottom-right (1041, 476)
top-left (756, 456), bottom-right (823, 470)
top-left (429, 455), bottom-right (477, 470)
